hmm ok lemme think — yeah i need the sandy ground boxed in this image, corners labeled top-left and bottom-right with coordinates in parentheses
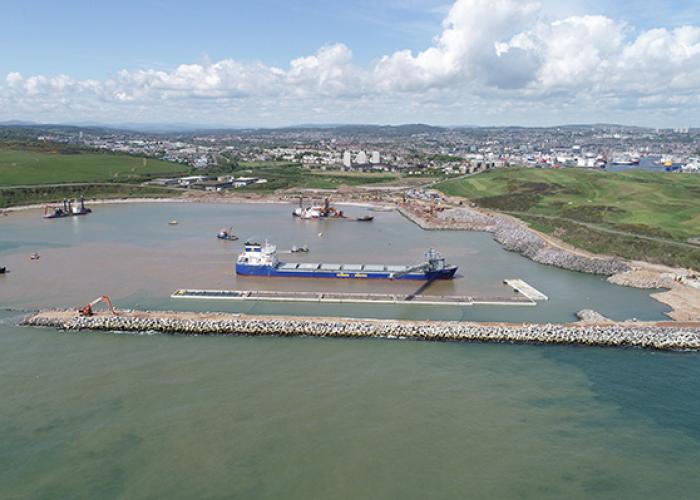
top-left (651, 288), bottom-right (700, 322)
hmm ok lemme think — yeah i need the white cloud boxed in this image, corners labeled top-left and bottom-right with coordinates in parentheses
top-left (3, 0), bottom-right (700, 126)
top-left (373, 0), bottom-right (540, 91)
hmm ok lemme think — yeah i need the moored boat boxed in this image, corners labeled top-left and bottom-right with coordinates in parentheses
top-left (235, 240), bottom-right (457, 280)
top-left (293, 197), bottom-right (345, 220)
top-left (43, 197), bottom-right (91, 219)
top-left (217, 227), bottom-right (238, 241)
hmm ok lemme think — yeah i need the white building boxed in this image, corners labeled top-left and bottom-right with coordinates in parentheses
top-left (370, 151), bottom-right (380, 164)
top-left (356, 151), bottom-right (367, 165)
top-left (342, 151), bottom-right (352, 168)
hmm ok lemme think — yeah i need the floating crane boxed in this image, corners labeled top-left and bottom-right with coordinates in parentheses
top-left (78, 295), bottom-right (118, 317)
top-left (44, 197), bottom-right (91, 219)
top-left (293, 197), bottom-right (345, 219)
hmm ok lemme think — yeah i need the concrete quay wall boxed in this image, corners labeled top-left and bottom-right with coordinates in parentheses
top-left (22, 310), bottom-right (700, 351)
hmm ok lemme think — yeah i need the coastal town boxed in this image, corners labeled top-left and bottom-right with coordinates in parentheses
top-left (15, 123), bottom-right (700, 176)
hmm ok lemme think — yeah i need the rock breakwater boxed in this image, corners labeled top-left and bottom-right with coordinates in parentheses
top-left (576, 309), bottom-right (612, 322)
top-left (401, 205), bottom-right (629, 275)
top-left (22, 310), bottom-right (700, 351)
top-left (608, 269), bottom-right (678, 289)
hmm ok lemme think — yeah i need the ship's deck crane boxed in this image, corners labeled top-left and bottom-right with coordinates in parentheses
top-left (388, 249), bottom-right (446, 279)
top-left (78, 295), bottom-right (118, 317)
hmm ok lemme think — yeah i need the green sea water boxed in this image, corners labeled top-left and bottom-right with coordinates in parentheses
top-left (2, 310), bottom-right (700, 499)
top-left (1, 203), bottom-right (698, 499)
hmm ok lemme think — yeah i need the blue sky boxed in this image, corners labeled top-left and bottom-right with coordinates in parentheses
top-left (2, 0), bottom-right (700, 127)
top-left (0, 1), bottom-right (446, 77)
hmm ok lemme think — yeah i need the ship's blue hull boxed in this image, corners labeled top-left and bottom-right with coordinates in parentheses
top-left (236, 263), bottom-right (457, 280)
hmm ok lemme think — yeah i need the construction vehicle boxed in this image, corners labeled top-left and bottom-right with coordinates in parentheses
top-left (78, 295), bottom-right (118, 317)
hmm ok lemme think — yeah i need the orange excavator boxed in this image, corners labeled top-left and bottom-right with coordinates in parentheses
top-left (78, 295), bottom-right (118, 317)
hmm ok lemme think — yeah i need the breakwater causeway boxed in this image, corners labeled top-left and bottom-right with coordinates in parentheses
top-left (22, 310), bottom-right (700, 351)
top-left (398, 205), bottom-right (629, 275)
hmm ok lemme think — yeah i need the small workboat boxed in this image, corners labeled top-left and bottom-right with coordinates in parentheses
top-left (356, 215), bottom-right (374, 222)
top-left (291, 244), bottom-right (309, 253)
top-left (0, 266), bottom-right (6, 274)
top-left (29, 252), bottom-right (40, 260)
top-left (217, 227), bottom-right (239, 241)
top-left (169, 219), bottom-right (178, 225)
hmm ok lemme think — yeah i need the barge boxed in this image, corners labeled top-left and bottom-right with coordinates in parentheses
top-left (235, 241), bottom-right (457, 280)
top-left (44, 198), bottom-right (91, 219)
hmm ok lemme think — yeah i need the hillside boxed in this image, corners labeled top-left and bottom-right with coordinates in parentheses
top-left (436, 168), bottom-right (700, 268)
top-left (0, 149), bottom-right (189, 186)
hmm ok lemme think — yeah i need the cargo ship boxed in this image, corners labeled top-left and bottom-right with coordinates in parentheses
top-left (235, 241), bottom-right (457, 280)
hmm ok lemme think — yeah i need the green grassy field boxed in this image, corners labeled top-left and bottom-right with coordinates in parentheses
top-left (235, 162), bottom-right (398, 191)
top-left (0, 149), bottom-right (189, 186)
top-left (436, 168), bottom-right (700, 268)
top-left (0, 184), bottom-right (183, 209)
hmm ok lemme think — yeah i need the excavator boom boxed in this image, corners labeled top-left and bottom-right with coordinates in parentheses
top-left (78, 295), bottom-right (117, 316)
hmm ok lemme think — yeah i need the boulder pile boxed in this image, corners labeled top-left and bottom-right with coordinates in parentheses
top-left (22, 310), bottom-right (700, 351)
top-left (405, 206), bottom-right (629, 275)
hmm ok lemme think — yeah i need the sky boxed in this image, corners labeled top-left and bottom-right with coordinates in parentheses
top-left (1, 0), bottom-right (699, 128)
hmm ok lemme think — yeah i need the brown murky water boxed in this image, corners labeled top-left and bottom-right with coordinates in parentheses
top-left (0, 202), bottom-right (668, 322)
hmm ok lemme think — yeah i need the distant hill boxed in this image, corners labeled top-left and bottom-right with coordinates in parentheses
top-left (0, 119), bottom-right (667, 136)
top-left (0, 120), bottom-right (37, 126)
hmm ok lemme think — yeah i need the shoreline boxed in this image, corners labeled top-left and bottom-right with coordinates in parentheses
top-left (22, 309), bottom-right (700, 351)
top-left (397, 202), bottom-right (700, 321)
top-left (0, 194), bottom-right (391, 214)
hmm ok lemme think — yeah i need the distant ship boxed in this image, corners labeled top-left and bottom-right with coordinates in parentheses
top-left (235, 240), bottom-right (457, 280)
top-left (609, 153), bottom-right (641, 166)
top-left (681, 157), bottom-right (700, 173)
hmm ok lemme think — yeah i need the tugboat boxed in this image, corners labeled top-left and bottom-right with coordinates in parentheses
top-left (217, 227), bottom-right (239, 241)
top-left (29, 252), bottom-right (40, 260)
top-left (290, 244), bottom-right (309, 253)
top-left (235, 240), bottom-right (457, 280)
top-left (0, 266), bottom-right (6, 274)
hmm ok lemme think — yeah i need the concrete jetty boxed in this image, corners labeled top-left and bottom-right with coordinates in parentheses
top-left (503, 279), bottom-right (548, 301)
top-left (21, 309), bottom-right (700, 351)
top-left (171, 289), bottom-right (536, 307)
